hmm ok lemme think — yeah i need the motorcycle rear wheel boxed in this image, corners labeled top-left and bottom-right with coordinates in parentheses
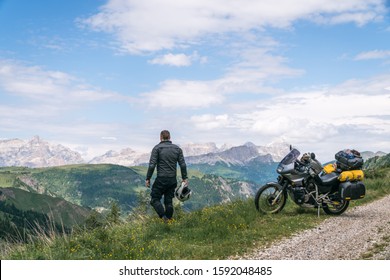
top-left (255, 183), bottom-right (287, 214)
top-left (322, 199), bottom-right (349, 215)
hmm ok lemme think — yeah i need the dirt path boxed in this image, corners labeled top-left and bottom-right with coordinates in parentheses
top-left (239, 195), bottom-right (390, 260)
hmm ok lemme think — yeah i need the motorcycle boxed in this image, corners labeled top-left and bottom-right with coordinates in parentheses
top-left (254, 147), bottom-right (364, 216)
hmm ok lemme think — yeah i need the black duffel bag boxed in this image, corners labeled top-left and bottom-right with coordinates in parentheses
top-left (335, 149), bottom-right (363, 171)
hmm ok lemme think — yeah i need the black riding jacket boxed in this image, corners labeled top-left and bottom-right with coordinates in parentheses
top-left (146, 141), bottom-right (187, 180)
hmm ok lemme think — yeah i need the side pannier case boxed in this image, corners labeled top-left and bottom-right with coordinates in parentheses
top-left (339, 181), bottom-right (366, 200)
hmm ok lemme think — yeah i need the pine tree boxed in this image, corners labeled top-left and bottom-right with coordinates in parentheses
top-left (106, 202), bottom-right (121, 224)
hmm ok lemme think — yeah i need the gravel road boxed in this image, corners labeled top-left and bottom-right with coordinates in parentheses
top-left (239, 195), bottom-right (390, 260)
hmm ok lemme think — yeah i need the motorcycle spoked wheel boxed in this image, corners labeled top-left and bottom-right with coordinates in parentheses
top-left (322, 199), bottom-right (349, 215)
top-left (255, 183), bottom-right (287, 214)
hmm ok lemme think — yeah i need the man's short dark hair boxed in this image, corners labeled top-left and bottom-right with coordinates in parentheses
top-left (160, 130), bottom-right (170, 141)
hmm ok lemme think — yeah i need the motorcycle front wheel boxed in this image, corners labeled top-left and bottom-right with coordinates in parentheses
top-left (255, 183), bottom-right (287, 214)
top-left (322, 199), bottom-right (349, 215)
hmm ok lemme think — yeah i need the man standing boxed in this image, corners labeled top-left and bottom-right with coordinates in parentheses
top-left (146, 130), bottom-right (188, 222)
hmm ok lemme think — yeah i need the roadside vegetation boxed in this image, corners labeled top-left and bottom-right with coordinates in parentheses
top-left (1, 167), bottom-right (389, 260)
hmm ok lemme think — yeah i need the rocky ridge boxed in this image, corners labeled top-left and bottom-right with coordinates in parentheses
top-left (0, 136), bottom-right (291, 167)
top-left (0, 136), bottom-right (84, 168)
top-left (0, 136), bottom-right (386, 168)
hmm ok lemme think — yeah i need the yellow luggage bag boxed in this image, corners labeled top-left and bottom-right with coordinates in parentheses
top-left (338, 170), bottom-right (364, 182)
top-left (323, 163), bottom-right (336, 174)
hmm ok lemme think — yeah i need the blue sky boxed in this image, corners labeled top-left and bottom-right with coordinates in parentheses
top-left (0, 0), bottom-right (389, 161)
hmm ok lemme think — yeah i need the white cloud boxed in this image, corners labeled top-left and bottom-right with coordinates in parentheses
top-left (141, 79), bottom-right (224, 108)
top-left (81, 0), bottom-right (386, 53)
top-left (148, 52), bottom-right (207, 67)
top-left (222, 47), bottom-right (304, 93)
top-left (190, 114), bottom-right (230, 130)
top-left (148, 53), bottom-right (193, 67)
top-left (101, 136), bottom-right (118, 141)
top-left (326, 11), bottom-right (382, 26)
top-left (141, 45), bottom-right (303, 108)
top-left (245, 93), bottom-right (389, 135)
top-left (0, 60), bottom-right (118, 105)
top-left (187, 74), bottom-right (390, 159)
top-left (0, 60), bottom-right (137, 154)
top-left (328, 74), bottom-right (390, 95)
top-left (0, 62), bottom-right (72, 98)
top-left (354, 49), bottom-right (390, 60)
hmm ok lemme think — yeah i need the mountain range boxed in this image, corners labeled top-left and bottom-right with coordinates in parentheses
top-left (0, 135), bottom-right (387, 171)
top-left (185, 141), bottom-right (288, 166)
top-left (0, 136), bottom-right (84, 168)
top-left (0, 136), bottom-right (291, 168)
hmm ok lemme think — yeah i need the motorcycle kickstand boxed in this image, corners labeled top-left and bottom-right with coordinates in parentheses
top-left (315, 185), bottom-right (321, 217)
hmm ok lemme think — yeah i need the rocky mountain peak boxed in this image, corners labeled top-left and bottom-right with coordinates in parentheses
top-left (30, 135), bottom-right (42, 143)
top-left (0, 136), bottom-right (84, 168)
top-left (88, 147), bottom-right (149, 166)
top-left (180, 142), bottom-right (220, 156)
top-left (243, 142), bottom-right (257, 148)
top-left (185, 141), bottom-right (283, 166)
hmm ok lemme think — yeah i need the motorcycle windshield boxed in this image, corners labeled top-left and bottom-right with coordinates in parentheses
top-left (280, 148), bottom-right (300, 165)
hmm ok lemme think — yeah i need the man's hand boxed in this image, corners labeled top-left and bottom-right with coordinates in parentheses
top-left (145, 179), bottom-right (150, 188)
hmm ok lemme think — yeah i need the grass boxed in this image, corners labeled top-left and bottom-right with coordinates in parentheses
top-left (1, 199), bottom-right (325, 260)
top-left (1, 168), bottom-right (389, 260)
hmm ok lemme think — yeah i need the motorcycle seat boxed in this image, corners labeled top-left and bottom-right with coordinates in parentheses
top-left (316, 172), bottom-right (339, 186)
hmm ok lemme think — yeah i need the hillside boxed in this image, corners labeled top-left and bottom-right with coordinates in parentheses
top-left (0, 163), bottom-right (263, 214)
top-left (0, 162), bottom-right (265, 244)
top-left (2, 166), bottom-right (389, 260)
top-left (0, 187), bottom-right (93, 241)
top-left (188, 161), bottom-right (277, 184)
top-left (0, 164), bottom-right (145, 212)
top-left (363, 153), bottom-right (390, 169)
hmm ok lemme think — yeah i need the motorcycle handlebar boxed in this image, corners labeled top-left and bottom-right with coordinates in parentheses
top-left (294, 159), bottom-right (309, 172)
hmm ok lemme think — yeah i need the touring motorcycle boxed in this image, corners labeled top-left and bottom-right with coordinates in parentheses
top-left (254, 147), bottom-right (365, 216)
